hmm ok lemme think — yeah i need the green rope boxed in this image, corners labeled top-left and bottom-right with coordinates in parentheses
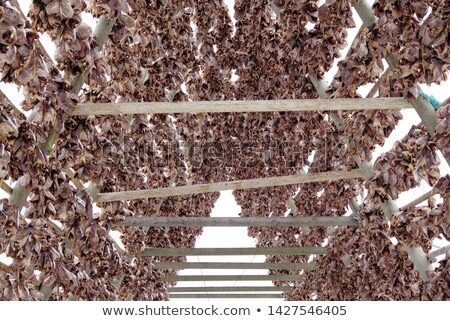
top-left (419, 91), bottom-right (440, 110)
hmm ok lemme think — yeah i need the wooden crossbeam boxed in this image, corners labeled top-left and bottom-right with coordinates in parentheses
top-left (153, 262), bottom-right (318, 270)
top-left (399, 189), bottom-right (441, 210)
top-left (121, 216), bottom-right (358, 227)
top-left (0, 261), bottom-right (13, 274)
top-left (73, 98), bottom-right (413, 116)
top-left (163, 274), bottom-right (304, 282)
top-left (9, 0), bottom-right (55, 67)
top-left (72, 16), bottom-right (115, 94)
top-left (168, 286), bottom-right (292, 293)
top-left (350, 1), bottom-right (443, 281)
top-left (142, 247), bottom-right (326, 256)
top-left (0, 180), bottom-right (13, 195)
top-left (96, 169), bottom-right (363, 202)
top-left (428, 245), bottom-right (450, 262)
top-left (170, 294), bottom-right (283, 299)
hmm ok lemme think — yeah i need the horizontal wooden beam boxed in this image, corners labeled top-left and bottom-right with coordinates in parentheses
top-left (142, 247), bottom-right (326, 256)
top-left (168, 286), bottom-right (292, 292)
top-left (163, 274), bottom-right (304, 282)
top-left (96, 169), bottom-right (363, 202)
top-left (121, 216), bottom-right (358, 227)
top-left (170, 293), bottom-right (283, 299)
top-left (153, 262), bottom-right (318, 270)
top-left (74, 98), bottom-right (413, 115)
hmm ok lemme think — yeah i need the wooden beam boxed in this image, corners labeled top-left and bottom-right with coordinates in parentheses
top-left (9, 12), bottom-right (116, 206)
top-left (41, 18), bottom-right (115, 154)
top-left (351, 0), bottom-right (377, 27)
top-left (351, 1), bottom-right (450, 166)
top-left (71, 16), bottom-right (115, 95)
top-left (168, 286), bottom-right (292, 293)
top-left (308, 3), bottom-right (437, 282)
top-left (0, 180), bottom-right (13, 195)
top-left (10, 176), bottom-right (31, 208)
top-left (96, 169), bottom-right (363, 202)
top-left (73, 98), bottom-right (413, 115)
top-left (9, 0), bottom-right (56, 67)
top-left (0, 88), bottom-right (25, 119)
top-left (163, 274), bottom-right (304, 282)
top-left (349, 1), bottom-right (440, 281)
top-left (121, 216), bottom-right (358, 227)
top-left (0, 261), bottom-right (13, 274)
top-left (366, 67), bottom-right (392, 98)
top-left (441, 95), bottom-right (450, 107)
top-left (404, 246), bottom-right (434, 281)
top-left (411, 96), bottom-right (450, 166)
top-left (411, 96), bottom-right (438, 134)
top-left (170, 294), bottom-right (283, 299)
top-left (399, 189), bottom-right (440, 210)
top-left (153, 262), bottom-right (318, 270)
top-left (142, 247), bottom-right (326, 256)
top-left (428, 245), bottom-right (450, 262)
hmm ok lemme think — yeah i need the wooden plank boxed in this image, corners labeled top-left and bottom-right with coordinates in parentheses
top-left (170, 294), bottom-right (283, 299)
top-left (308, 5), bottom-right (436, 282)
top-left (168, 286), bottom-right (292, 293)
top-left (163, 274), bottom-right (304, 282)
top-left (0, 180), bottom-right (13, 195)
top-left (352, 0), bottom-right (377, 27)
top-left (9, 0), bottom-right (55, 67)
top-left (96, 169), bottom-right (363, 202)
top-left (411, 97), bottom-right (438, 135)
top-left (0, 261), bottom-right (13, 274)
top-left (399, 189), bottom-right (440, 210)
top-left (153, 262), bottom-right (318, 270)
top-left (73, 98), bottom-right (413, 115)
top-left (121, 216), bottom-right (358, 227)
top-left (428, 245), bottom-right (450, 262)
top-left (142, 247), bottom-right (326, 256)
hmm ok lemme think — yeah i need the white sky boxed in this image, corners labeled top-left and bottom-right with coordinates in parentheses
top-left (0, 0), bottom-right (448, 301)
